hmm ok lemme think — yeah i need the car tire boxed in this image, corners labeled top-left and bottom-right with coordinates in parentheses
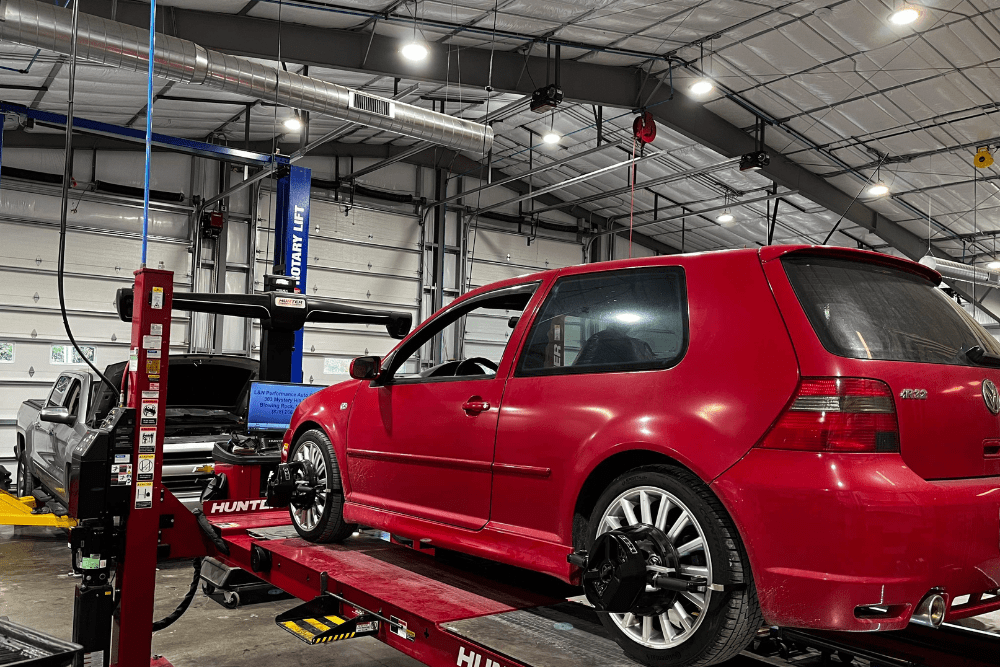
top-left (16, 451), bottom-right (34, 498)
top-left (587, 465), bottom-right (762, 667)
top-left (288, 429), bottom-right (355, 543)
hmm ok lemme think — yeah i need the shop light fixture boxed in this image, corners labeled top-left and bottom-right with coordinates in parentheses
top-left (690, 79), bottom-right (714, 95)
top-left (401, 42), bottom-right (428, 61)
top-left (542, 109), bottom-right (560, 145)
top-left (283, 115), bottom-right (302, 131)
top-left (867, 182), bottom-right (889, 196)
top-left (717, 210), bottom-right (735, 224)
top-left (889, 6), bottom-right (920, 25)
top-left (988, 261), bottom-right (1000, 270)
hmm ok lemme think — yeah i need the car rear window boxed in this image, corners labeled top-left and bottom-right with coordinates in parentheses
top-left (783, 255), bottom-right (1000, 365)
top-left (517, 266), bottom-right (687, 376)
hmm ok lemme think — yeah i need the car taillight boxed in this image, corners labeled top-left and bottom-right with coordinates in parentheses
top-left (758, 378), bottom-right (899, 453)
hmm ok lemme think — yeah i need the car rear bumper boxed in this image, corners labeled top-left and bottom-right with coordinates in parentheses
top-left (712, 449), bottom-right (1000, 631)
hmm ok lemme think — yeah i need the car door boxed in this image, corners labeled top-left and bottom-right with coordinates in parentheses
top-left (493, 267), bottom-right (690, 544)
top-left (48, 376), bottom-right (89, 504)
top-left (32, 374), bottom-right (73, 491)
top-left (345, 282), bottom-right (540, 530)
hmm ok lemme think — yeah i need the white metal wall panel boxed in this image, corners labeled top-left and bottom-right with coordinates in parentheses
top-left (462, 228), bottom-right (582, 364)
top-left (0, 189), bottom-right (190, 239)
top-left (466, 228), bottom-right (582, 288)
top-left (613, 236), bottom-right (658, 260)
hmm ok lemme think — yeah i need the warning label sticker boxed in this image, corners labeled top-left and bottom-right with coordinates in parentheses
top-left (140, 399), bottom-right (158, 425)
top-left (137, 454), bottom-right (155, 481)
top-left (138, 427), bottom-right (157, 452)
top-left (150, 323), bottom-right (163, 336)
top-left (110, 463), bottom-right (132, 486)
top-left (146, 359), bottom-right (160, 377)
top-left (142, 335), bottom-right (162, 350)
top-left (151, 287), bottom-right (164, 310)
top-left (135, 482), bottom-right (153, 509)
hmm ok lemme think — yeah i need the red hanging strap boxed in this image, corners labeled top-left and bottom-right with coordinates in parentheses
top-left (629, 135), bottom-right (637, 259)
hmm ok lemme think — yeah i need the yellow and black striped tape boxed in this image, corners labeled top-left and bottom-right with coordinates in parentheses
top-left (279, 616), bottom-right (358, 645)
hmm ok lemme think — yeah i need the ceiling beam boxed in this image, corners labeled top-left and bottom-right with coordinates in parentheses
top-left (53, 2), bottom-right (1000, 306)
top-left (73, 3), bottom-right (949, 254)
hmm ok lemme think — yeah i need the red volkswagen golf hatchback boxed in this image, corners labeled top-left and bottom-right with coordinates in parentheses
top-left (274, 245), bottom-right (1000, 666)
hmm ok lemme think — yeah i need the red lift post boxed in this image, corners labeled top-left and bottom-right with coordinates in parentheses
top-left (112, 268), bottom-right (174, 666)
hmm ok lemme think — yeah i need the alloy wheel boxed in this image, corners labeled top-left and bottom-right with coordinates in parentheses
top-left (596, 485), bottom-right (713, 649)
top-left (290, 440), bottom-right (328, 532)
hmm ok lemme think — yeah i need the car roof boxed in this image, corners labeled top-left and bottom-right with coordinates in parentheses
top-left (456, 244), bottom-right (938, 304)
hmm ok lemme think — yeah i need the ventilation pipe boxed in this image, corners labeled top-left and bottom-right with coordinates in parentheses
top-left (919, 256), bottom-right (1000, 288)
top-left (0, 0), bottom-right (493, 154)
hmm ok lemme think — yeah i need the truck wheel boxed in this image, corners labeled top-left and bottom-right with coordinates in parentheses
top-left (16, 453), bottom-right (34, 498)
top-left (288, 429), bottom-right (355, 543)
top-left (587, 465), bottom-right (762, 667)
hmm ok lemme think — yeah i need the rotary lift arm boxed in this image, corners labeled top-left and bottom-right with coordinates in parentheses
top-left (114, 274), bottom-right (412, 382)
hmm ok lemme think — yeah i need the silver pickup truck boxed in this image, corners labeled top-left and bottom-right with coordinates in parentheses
top-left (14, 355), bottom-right (258, 508)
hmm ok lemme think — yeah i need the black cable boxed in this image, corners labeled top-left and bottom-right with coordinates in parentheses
top-left (152, 558), bottom-right (203, 632)
top-left (58, 0), bottom-right (118, 396)
top-left (191, 508), bottom-right (231, 555)
top-left (822, 151), bottom-right (889, 246)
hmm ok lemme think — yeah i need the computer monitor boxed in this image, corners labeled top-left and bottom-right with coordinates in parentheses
top-left (247, 381), bottom-right (324, 433)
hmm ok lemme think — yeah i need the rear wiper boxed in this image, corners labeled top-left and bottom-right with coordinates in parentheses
top-left (965, 346), bottom-right (1000, 367)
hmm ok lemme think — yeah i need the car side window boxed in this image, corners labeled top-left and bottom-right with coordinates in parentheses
top-left (386, 283), bottom-right (538, 383)
top-left (64, 380), bottom-right (83, 420)
top-left (517, 267), bottom-right (688, 376)
top-left (46, 375), bottom-right (72, 408)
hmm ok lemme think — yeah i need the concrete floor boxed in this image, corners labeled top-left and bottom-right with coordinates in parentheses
top-left (0, 525), bottom-right (421, 667)
top-left (2, 524), bottom-right (998, 666)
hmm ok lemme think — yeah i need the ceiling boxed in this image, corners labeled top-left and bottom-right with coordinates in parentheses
top-left (1, 0), bottom-right (999, 262)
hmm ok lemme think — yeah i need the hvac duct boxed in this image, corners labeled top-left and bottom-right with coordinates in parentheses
top-left (919, 256), bottom-right (1000, 288)
top-left (0, 0), bottom-right (493, 154)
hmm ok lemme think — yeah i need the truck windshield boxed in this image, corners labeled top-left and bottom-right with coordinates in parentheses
top-left (783, 255), bottom-right (1000, 366)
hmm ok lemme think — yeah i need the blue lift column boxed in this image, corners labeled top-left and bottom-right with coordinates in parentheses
top-left (272, 164), bottom-right (312, 383)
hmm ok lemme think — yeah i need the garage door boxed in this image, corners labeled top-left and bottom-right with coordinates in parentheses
top-left (0, 188), bottom-right (193, 466)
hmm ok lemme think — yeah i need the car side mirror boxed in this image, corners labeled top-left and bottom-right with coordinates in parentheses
top-left (349, 356), bottom-right (381, 380)
top-left (40, 406), bottom-right (75, 425)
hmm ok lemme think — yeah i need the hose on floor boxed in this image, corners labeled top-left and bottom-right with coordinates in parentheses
top-left (152, 558), bottom-right (203, 633)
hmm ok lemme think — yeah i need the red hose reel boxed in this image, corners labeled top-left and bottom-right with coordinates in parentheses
top-left (632, 111), bottom-right (656, 145)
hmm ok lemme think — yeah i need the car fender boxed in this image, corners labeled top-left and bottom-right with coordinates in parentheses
top-left (286, 379), bottom-right (362, 496)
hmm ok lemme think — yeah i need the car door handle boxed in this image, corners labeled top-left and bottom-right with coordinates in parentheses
top-left (462, 397), bottom-right (491, 415)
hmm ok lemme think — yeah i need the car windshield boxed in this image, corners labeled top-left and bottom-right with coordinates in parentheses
top-left (783, 255), bottom-right (1000, 365)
